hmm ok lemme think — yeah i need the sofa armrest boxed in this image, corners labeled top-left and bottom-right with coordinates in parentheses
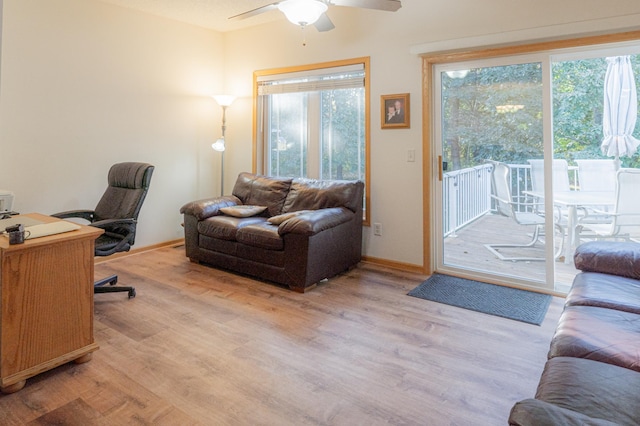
top-left (277, 207), bottom-right (352, 236)
top-left (180, 196), bottom-right (242, 221)
top-left (509, 399), bottom-right (618, 426)
top-left (574, 241), bottom-right (640, 280)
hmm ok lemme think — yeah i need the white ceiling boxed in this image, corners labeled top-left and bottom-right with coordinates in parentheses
top-left (95, 0), bottom-right (295, 32)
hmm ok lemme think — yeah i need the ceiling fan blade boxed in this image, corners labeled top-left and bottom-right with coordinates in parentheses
top-left (330, 0), bottom-right (402, 12)
top-left (313, 12), bottom-right (335, 32)
top-left (229, 2), bottom-right (279, 21)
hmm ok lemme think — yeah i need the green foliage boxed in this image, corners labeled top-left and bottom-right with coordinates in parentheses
top-left (442, 55), bottom-right (640, 170)
top-left (442, 63), bottom-right (544, 169)
top-left (267, 88), bottom-right (365, 181)
top-left (553, 56), bottom-right (640, 168)
top-left (321, 88), bottom-right (365, 180)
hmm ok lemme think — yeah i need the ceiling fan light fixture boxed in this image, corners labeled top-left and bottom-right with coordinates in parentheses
top-left (278, 0), bottom-right (328, 26)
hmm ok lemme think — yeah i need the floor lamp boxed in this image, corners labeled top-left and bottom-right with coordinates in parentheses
top-left (211, 95), bottom-right (236, 196)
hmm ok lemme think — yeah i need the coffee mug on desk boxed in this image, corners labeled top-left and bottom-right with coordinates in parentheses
top-left (5, 224), bottom-right (31, 245)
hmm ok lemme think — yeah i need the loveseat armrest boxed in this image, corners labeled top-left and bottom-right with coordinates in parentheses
top-left (277, 207), bottom-right (352, 236)
top-left (574, 241), bottom-right (640, 280)
top-left (180, 196), bottom-right (242, 221)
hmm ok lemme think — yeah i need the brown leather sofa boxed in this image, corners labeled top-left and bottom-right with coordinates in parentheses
top-left (509, 241), bottom-right (640, 425)
top-left (180, 172), bottom-right (364, 293)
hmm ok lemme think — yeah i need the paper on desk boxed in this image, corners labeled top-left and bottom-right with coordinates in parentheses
top-left (25, 221), bottom-right (81, 239)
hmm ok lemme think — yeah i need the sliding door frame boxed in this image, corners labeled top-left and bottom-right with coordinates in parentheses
top-left (421, 30), bottom-right (640, 293)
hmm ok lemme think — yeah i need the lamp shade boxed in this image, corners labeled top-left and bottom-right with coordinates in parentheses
top-left (212, 137), bottom-right (226, 152)
top-left (278, 0), bottom-right (327, 26)
top-left (212, 95), bottom-right (236, 107)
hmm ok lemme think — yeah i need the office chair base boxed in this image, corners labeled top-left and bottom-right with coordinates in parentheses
top-left (94, 274), bottom-right (136, 298)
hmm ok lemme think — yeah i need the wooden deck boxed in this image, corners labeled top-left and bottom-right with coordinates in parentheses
top-left (443, 213), bottom-right (579, 293)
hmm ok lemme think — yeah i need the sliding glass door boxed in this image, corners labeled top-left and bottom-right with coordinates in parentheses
top-left (433, 41), bottom-right (640, 294)
top-left (435, 57), bottom-right (557, 292)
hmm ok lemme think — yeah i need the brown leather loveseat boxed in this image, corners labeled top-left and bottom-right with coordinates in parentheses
top-left (180, 172), bottom-right (364, 293)
top-left (509, 241), bottom-right (640, 425)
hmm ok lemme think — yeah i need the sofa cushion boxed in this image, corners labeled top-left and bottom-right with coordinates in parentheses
top-left (180, 195), bottom-right (241, 220)
top-left (267, 210), bottom-right (313, 225)
top-left (236, 222), bottom-right (284, 250)
top-left (220, 205), bottom-right (267, 218)
top-left (198, 216), bottom-right (267, 241)
top-left (548, 305), bottom-right (640, 371)
top-left (199, 235), bottom-right (237, 256)
top-left (509, 398), bottom-right (618, 426)
top-left (566, 272), bottom-right (640, 314)
top-left (231, 172), bottom-right (292, 217)
top-left (282, 179), bottom-right (362, 213)
top-left (534, 357), bottom-right (640, 425)
top-left (278, 207), bottom-right (351, 236)
top-left (574, 241), bottom-right (640, 280)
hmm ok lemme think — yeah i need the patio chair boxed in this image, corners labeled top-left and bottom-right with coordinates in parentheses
top-left (576, 159), bottom-right (617, 191)
top-left (484, 161), bottom-right (564, 261)
top-left (577, 168), bottom-right (640, 242)
top-left (576, 159), bottom-right (617, 222)
top-left (528, 159), bottom-right (571, 193)
top-left (528, 158), bottom-right (581, 224)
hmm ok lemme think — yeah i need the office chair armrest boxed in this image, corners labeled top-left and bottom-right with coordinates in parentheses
top-left (90, 218), bottom-right (136, 231)
top-left (51, 209), bottom-right (95, 222)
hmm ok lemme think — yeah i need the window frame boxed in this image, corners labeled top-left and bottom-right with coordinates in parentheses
top-left (253, 57), bottom-right (371, 225)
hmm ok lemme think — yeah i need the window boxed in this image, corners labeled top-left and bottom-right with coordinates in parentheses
top-left (254, 58), bottom-right (370, 224)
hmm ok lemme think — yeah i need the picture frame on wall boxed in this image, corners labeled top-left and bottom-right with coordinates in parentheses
top-left (381, 93), bottom-right (410, 129)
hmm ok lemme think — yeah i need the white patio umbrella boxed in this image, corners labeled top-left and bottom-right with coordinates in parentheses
top-left (601, 55), bottom-right (640, 168)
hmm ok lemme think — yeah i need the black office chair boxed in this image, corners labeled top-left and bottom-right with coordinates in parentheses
top-left (53, 162), bottom-right (154, 298)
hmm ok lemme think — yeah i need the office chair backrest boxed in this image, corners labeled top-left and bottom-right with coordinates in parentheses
top-left (94, 162), bottom-right (154, 222)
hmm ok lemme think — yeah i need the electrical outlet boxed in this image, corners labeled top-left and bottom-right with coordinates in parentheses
top-left (373, 223), bottom-right (382, 236)
top-left (407, 149), bottom-right (416, 162)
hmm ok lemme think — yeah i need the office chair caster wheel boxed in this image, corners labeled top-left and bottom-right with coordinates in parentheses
top-left (128, 288), bottom-right (136, 299)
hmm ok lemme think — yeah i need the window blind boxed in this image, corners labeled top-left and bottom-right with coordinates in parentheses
top-left (257, 64), bottom-right (365, 95)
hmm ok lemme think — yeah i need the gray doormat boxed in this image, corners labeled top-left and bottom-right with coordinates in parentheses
top-left (407, 273), bottom-right (552, 325)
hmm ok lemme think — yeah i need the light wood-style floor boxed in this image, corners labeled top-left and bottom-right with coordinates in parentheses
top-left (0, 245), bottom-right (564, 425)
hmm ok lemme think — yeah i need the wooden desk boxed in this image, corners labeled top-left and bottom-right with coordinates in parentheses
top-left (0, 213), bottom-right (103, 393)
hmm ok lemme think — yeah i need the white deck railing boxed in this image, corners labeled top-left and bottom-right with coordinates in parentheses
top-left (443, 163), bottom-right (578, 237)
top-left (443, 164), bottom-right (493, 237)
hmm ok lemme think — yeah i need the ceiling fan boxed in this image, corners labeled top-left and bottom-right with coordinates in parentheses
top-left (229, 0), bottom-right (402, 32)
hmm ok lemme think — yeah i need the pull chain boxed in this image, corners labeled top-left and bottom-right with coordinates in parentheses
top-left (300, 23), bottom-right (307, 46)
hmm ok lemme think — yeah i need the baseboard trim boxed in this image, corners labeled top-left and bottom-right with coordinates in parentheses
top-left (361, 256), bottom-right (427, 274)
top-left (94, 241), bottom-right (426, 276)
top-left (94, 239), bottom-right (184, 264)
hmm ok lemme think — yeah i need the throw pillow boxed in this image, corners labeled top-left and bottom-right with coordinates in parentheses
top-left (220, 205), bottom-right (267, 218)
top-left (267, 210), bottom-right (313, 225)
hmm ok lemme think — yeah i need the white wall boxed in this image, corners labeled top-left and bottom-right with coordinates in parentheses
top-left (223, 1), bottom-right (640, 268)
top-left (0, 0), bottom-right (224, 247)
top-left (2, 0), bottom-right (640, 268)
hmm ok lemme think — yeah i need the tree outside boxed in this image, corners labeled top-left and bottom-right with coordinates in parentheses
top-left (441, 55), bottom-right (640, 171)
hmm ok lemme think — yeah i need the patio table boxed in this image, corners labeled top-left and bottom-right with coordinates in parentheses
top-left (524, 190), bottom-right (615, 263)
